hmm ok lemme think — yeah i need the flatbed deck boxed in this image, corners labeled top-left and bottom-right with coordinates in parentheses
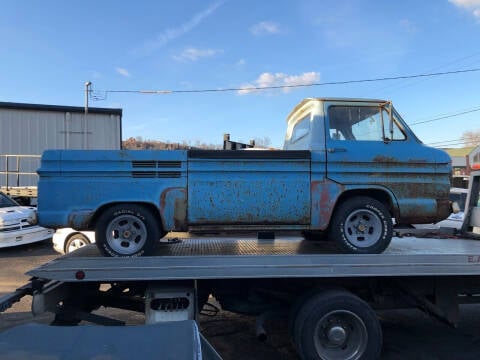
top-left (28, 235), bottom-right (480, 282)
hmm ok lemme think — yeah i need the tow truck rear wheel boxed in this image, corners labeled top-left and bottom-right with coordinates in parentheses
top-left (292, 289), bottom-right (382, 360)
top-left (329, 196), bottom-right (392, 254)
top-left (95, 204), bottom-right (162, 257)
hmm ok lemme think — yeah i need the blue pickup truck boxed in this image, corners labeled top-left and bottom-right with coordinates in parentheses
top-left (38, 98), bottom-right (452, 256)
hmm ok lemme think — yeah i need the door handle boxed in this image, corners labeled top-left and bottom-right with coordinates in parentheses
top-left (327, 147), bottom-right (347, 153)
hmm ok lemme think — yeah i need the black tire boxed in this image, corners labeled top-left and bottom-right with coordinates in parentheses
top-left (95, 204), bottom-right (162, 257)
top-left (328, 196), bottom-right (392, 254)
top-left (293, 289), bottom-right (382, 360)
top-left (288, 286), bottom-right (342, 339)
top-left (64, 233), bottom-right (91, 254)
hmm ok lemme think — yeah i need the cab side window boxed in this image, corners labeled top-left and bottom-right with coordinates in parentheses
top-left (328, 106), bottom-right (405, 141)
top-left (291, 114), bottom-right (310, 143)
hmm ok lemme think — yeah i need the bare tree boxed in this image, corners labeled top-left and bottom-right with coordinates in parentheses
top-left (254, 136), bottom-right (272, 148)
top-left (461, 130), bottom-right (480, 147)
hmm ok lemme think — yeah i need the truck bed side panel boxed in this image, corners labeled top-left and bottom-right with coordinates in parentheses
top-left (187, 150), bottom-right (311, 225)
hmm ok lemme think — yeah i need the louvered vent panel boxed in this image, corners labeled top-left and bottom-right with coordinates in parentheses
top-left (132, 171), bottom-right (157, 178)
top-left (132, 160), bottom-right (182, 168)
top-left (157, 172), bottom-right (181, 178)
top-left (132, 161), bottom-right (157, 168)
top-left (132, 171), bottom-right (181, 178)
top-left (157, 161), bottom-right (181, 168)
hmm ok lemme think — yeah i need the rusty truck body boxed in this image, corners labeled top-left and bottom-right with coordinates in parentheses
top-left (37, 98), bottom-right (452, 256)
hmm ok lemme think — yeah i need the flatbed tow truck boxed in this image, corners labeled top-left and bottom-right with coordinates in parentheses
top-left (1, 173), bottom-right (480, 360)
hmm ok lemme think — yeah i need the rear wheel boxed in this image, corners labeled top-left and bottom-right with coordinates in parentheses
top-left (95, 204), bottom-right (163, 257)
top-left (65, 233), bottom-right (90, 254)
top-left (292, 289), bottom-right (382, 360)
top-left (328, 196), bottom-right (392, 254)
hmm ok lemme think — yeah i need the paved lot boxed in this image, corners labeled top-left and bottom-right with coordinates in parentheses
top-left (1, 240), bottom-right (480, 359)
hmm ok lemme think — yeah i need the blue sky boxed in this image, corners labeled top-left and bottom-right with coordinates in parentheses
top-left (1, 0), bottom-right (480, 148)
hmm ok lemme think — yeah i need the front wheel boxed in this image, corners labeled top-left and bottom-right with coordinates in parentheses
top-left (95, 204), bottom-right (162, 257)
top-left (329, 196), bottom-right (392, 254)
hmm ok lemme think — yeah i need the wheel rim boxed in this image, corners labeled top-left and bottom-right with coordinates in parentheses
top-left (105, 214), bottom-right (147, 255)
top-left (314, 310), bottom-right (368, 360)
top-left (343, 209), bottom-right (382, 248)
top-left (67, 237), bottom-right (88, 253)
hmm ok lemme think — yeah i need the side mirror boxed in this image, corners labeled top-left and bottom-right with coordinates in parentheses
top-left (388, 101), bottom-right (394, 140)
top-left (380, 101), bottom-right (394, 143)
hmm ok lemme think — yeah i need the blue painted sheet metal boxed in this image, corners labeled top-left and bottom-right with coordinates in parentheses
top-left (309, 150), bottom-right (335, 230)
top-left (38, 150), bottom-right (188, 230)
top-left (187, 154), bottom-right (311, 225)
top-left (323, 100), bottom-right (452, 224)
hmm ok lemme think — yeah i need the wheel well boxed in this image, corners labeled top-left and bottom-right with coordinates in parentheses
top-left (335, 189), bottom-right (397, 218)
top-left (88, 202), bottom-right (164, 231)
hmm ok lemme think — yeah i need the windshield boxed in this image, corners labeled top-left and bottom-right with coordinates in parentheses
top-left (0, 193), bottom-right (19, 208)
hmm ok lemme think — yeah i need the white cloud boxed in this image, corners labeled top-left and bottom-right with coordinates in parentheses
top-left (450, 0), bottom-right (480, 6)
top-left (173, 47), bottom-right (222, 62)
top-left (236, 58), bottom-right (246, 66)
top-left (115, 67), bottom-right (131, 77)
top-left (134, 1), bottom-right (224, 56)
top-left (449, 0), bottom-right (480, 19)
top-left (238, 71), bottom-right (320, 95)
top-left (249, 21), bottom-right (281, 35)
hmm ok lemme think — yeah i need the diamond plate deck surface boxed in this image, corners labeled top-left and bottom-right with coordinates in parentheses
top-left (66, 234), bottom-right (480, 258)
top-left (27, 235), bottom-right (480, 282)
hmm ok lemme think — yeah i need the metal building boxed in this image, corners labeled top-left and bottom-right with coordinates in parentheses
top-left (0, 101), bottom-right (122, 191)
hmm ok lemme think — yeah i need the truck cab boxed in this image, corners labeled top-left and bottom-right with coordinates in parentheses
top-left (284, 98), bottom-right (451, 224)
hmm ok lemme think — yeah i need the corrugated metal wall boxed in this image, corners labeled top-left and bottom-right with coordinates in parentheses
top-left (0, 107), bottom-right (122, 187)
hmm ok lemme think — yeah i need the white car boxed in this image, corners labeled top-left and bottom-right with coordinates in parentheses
top-left (435, 187), bottom-right (468, 229)
top-left (413, 188), bottom-right (468, 230)
top-left (52, 228), bottom-right (95, 254)
top-left (0, 192), bottom-right (54, 248)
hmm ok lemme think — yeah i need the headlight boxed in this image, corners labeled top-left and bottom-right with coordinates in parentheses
top-left (27, 211), bottom-right (38, 225)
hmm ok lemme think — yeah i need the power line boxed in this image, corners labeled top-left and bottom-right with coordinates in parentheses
top-left (428, 138), bottom-right (465, 145)
top-left (92, 67), bottom-right (480, 96)
top-left (427, 141), bottom-right (475, 148)
top-left (426, 135), bottom-right (480, 148)
top-left (374, 51), bottom-right (480, 95)
top-left (409, 106), bottom-right (480, 126)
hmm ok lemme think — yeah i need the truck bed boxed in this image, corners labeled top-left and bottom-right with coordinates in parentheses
top-left (28, 235), bottom-right (480, 282)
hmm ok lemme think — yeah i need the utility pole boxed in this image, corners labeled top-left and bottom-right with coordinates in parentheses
top-left (84, 81), bottom-right (92, 149)
top-left (84, 81), bottom-right (91, 114)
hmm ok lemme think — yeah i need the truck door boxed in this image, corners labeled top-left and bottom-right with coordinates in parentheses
top-left (324, 100), bottom-right (439, 217)
top-left (187, 150), bottom-right (311, 227)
